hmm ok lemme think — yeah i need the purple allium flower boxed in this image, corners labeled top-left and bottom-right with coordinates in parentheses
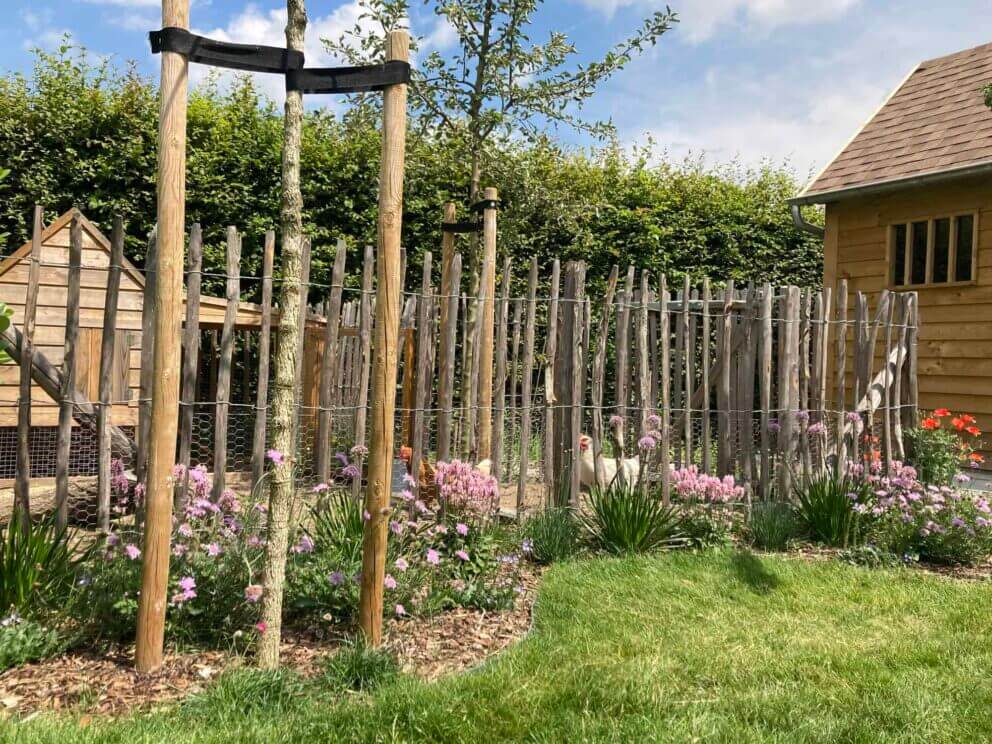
top-left (767, 420), bottom-right (781, 433)
top-left (313, 482), bottom-right (329, 493)
top-left (846, 411), bottom-right (862, 424)
top-left (342, 464), bottom-right (361, 480)
top-left (394, 557), bottom-right (409, 572)
top-left (334, 451), bottom-right (349, 466)
top-left (609, 414), bottom-right (624, 427)
top-left (456, 522), bottom-right (469, 536)
top-left (807, 421), bottom-right (827, 435)
top-left (266, 449), bottom-right (285, 465)
top-left (638, 435), bottom-right (657, 451)
top-left (105, 532), bottom-right (120, 547)
top-left (390, 520), bottom-right (404, 535)
top-left (350, 444), bottom-right (369, 457)
top-left (647, 413), bottom-right (662, 428)
top-left (329, 571), bottom-right (345, 586)
top-left (383, 574), bottom-right (397, 590)
top-left (455, 549), bottom-right (470, 561)
top-left (426, 548), bottom-right (440, 565)
top-left (124, 544), bottom-right (141, 560)
top-left (178, 575), bottom-right (196, 592)
top-left (206, 542), bottom-right (222, 557)
top-left (795, 410), bottom-right (810, 423)
top-left (244, 584), bottom-right (263, 602)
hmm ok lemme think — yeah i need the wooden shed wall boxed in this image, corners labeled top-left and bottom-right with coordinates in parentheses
top-left (825, 174), bottom-right (992, 461)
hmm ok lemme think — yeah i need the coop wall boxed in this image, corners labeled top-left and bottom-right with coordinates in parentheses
top-left (824, 174), bottom-right (992, 462)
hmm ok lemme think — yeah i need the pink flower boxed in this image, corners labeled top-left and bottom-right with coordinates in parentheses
top-left (329, 571), bottom-right (344, 586)
top-left (390, 521), bottom-right (404, 535)
top-left (350, 444), bottom-right (369, 457)
top-left (266, 449), bottom-right (285, 465)
top-left (455, 549), bottom-right (470, 561)
top-left (342, 464), bottom-right (361, 480)
top-left (394, 557), bottom-right (409, 572)
top-left (426, 548), bottom-right (440, 565)
top-left (290, 535), bottom-right (315, 554)
top-left (255, 622), bottom-right (266, 633)
top-left (609, 414), bottom-right (624, 427)
top-left (402, 473), bottom-right (416, 487)
top-left (124, 544), bottom-right (141, 560)
top-left (384, 574), bottom-right (397, 590)
top-left (244, 584), bottom-right (263, 602)
top-left (105, 532), bottom-right (120, 547)
top-left (394, 604), bottom-right (407, 617)
top-left (363, 510), bottom-right (372, 522)
top-left (178, 576), bottom-right (196, 591)
top-left (400, 489), bottom-right (415, 502)
top-left (206, 542), bottom-right (222, 557)
top-left (312, 482), bottom-right (329, 493)
top-left (638, 435), bottom-right (657, 451)
top-left (456, 522), bottom-right (469, 536)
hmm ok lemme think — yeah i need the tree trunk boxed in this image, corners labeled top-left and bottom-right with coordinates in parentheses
top-left (257, 0), bottom-right (306, 669)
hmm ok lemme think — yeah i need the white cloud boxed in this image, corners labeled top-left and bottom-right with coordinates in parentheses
top-left (575, 0), bottom-right (861, 42)
top-left (21, 8), bottom-right (71, 51)
top-left (78, 0), bottom-right (160, 7)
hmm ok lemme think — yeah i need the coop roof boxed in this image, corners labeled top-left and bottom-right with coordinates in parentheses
top-left (792, 41), bottom-right (992, 205)
top-left (0, 209), bottom-right (277, 329)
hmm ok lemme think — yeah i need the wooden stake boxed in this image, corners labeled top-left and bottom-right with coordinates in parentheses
top-left (659, 275), bottom-right (671, 504)
top-left (352, 244), bottom-right (374, 501)
top-left (251, 232), bottom-right (275, 489)
top-left (542, 259), bottom-right (561, 500)
top-left (758, 283), bottom-right (773, 498)
top-left (516, 258), bottom-right (538, 514)
top-left (834, 279), bottom-right (848, 473)
top-left (136, 0), bottom-right (188, 673)
top-left (55, 214), bottom-right (83, 528)
top-left (212, 227), bottom-right (240, 499)
top-left (476, 187), bottom-right (498, 460)
top-left (15, 206), bottom-right (43, 522)
top-left (590, 266), bottom-right (619, 488)
top-left (410, 252), bottom-right (433, 496)
top-left (492, 256), bottom-right (510, 480)
top-left (701, 278), bottom-right (711, 474)
top-left (97, 216), bottom-right (125, 531)
top-left (136, 230), bottom-right (158, 491)
top-left (177, 224), bottom-right (202, 504)
top-left (437, 254), bottom-right (461, 463)
top-left (316, 240), bottom-right (347, 482)
top-left (359, 29), bottom-right (408, 647)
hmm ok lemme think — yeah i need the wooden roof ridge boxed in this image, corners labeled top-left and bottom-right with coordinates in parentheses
top-left (793, 41), bottom-right (992, 205)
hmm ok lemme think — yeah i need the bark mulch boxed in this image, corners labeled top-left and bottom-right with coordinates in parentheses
top-left (0, 566), bottom-right (541, 720)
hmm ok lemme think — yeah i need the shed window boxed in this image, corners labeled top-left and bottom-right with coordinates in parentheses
top-left (889, 212), bottom-right (978, 287)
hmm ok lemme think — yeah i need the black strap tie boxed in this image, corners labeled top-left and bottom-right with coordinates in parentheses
top-left (441, 221), bottom-right (482, 234)
top-left (149, 27), bottom-right (304, 74)
top-left (286, 61), bottom-right (411, 94)
top-left (470, 198), bottom-right (500, 213)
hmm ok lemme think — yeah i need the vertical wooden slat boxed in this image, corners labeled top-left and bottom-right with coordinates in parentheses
top-left (316, 240), bottom-right (347, 482)
top-left (542, 259), bottom-right (561, 499)
top-left (509, 297), bottom-right (523, 445)
top-left (905, 293), bottom-right (919, 430)
top-left (516, 259), bottom-right (538, 515)
top-left (492, 256), bottom-right (511, 479)
top-left (476, 188), bottom-right (499, 461)
top-left (292, 238), bottom-right (312, 459)
top-left (740, 285), bottom-right (757, 492)
top-left (15, 206), bottom-right (43, 521)
top-left (410, 252), bottom-right (433, 497)
top-left (681, 276), bottom-right (692, 466)
top-left (251, 232), bottom-right (275, 489)
top-left (798, 290), bottom-right (811, 481)
top-left (638, 272), bottom-right (652, 437)
top-left (882, 296), bottom-right (895, 472)
top-left (717, 281), bottom-right (734, 476)
top-left (834, 279), bottom-right (848, 473)
top-left (177, 224), bottom-right (202, 501)
top-left (758, 283), bottom-right (773, 499)
top-left (97, 217), bottom-right (125, 531)
top-left (437, 254), bottom-right (461, 463)
top-left (613, 266), bottom-right (635, 451)
top-left (590, 266), bottom-right (619, 488)
top-left (212, 227), bottom-right (240, 499)
top-left (352, 244), bottom-right (375, 499)
top-left (777, 287), bottom-right (799, 499)
top-left (136, 229), bottom-right (158, 490)
top-left (569, 263), bottom-right (587, 506)
top-left (852, 292), bottom-right (867, 465)
top-left (701, 278), bottom-right (712, 475)
top-left (893, 293), bottom-right (907, 461)
top-left (672, 287), bottom-right (684, 467)
top-left (56, 215), bottom-right (83, 528)
top-left (658, 275), bottom-right (671, 504)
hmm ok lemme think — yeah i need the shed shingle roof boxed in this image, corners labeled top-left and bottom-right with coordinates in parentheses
top-left (796, 41), bottom-right (992, 203)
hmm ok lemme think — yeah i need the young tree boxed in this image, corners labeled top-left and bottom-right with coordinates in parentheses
top-left (257, 0), bottom-right (308, 669)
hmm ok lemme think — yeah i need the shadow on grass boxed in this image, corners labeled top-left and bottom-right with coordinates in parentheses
top-left (729, 550), bottom-right (781, 595)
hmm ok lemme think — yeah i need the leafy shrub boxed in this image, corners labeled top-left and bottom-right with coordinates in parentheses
top-left (907, 409), bottom-right (984, 485)
top-left (0, 512), bottom-right (91, 617)
top-left (320, 640), bottom-right (399, 692)
top-left (0, 616), bottom-right (66, 670)
top-left (521, 508), bottom-right (580, 564)
top-left (747, 502), bottom-right (797, 551)
top-left (580, 482), bottom-right (684, 555)
top-left (838, 544), bottom-right (904, 569)
top-left (794, 474), bottom-right (869, 548)
top-left (677, 507), bottom-right (733, 549)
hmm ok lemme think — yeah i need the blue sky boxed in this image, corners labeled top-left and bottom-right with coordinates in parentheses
top-left (6, 0), bottom-right (992, 182)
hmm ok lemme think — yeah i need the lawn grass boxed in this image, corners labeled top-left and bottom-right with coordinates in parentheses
top-left (8, 550), bottom-right (992, 743)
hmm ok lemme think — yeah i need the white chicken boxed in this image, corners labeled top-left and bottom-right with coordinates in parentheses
top-left (577, 434), bottom-right (640, 489)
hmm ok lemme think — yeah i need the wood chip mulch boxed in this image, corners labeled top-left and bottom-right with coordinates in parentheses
top-left (0, 566), bottom-right (541, 720)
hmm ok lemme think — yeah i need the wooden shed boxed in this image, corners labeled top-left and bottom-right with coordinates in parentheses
top-left (790, 41), bottom-right (992, 462)
top-left (0, 208), bottom-right (268, 428)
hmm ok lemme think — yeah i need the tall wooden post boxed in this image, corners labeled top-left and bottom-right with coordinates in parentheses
top-left (359, 29), bottom-right (408, 647)
top-left (97, 217), bottom-right (125, 531)
top-left (136, 0), bottom-right (189, 673)
top-left (15, 206), bottom-right (43, 523)
top-left (476, 188), bottom-right (498, 460)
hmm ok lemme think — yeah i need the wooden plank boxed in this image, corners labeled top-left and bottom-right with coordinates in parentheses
top-left (516, 258), bottom-right (538, 514)
top-left (55, 216), bottom-right (83, 527)
top-left (97, 216), bottom-right (125, 531)
top-left (543, 259), bottom-right (561, 498)
top-left (658, 275), bottom-right (671, 503)
top-left (251, 232), bottom-right (275, 489)
top-left (638, 272), bottom-right (652, 436)
top-left (291, 238), bottom-right (312, 457)
top-left (718, 282), bottom-right (734, 476)
top-left (476, 188), bottom-right (499, 461)
top-left (492, 256), bottom-right (510, 480)
top-left (613, 266), bottom-right (635, 452)
top-left (437, 254), bottom-right (461, 463)
top-left (893, 293), bottom-right (907, 460)
top-left (352, 244), bottom-right (374, 500)
top-left (590, 266), bottom-right (619, 488)
top-left (569, 263), bottom-right (586, 506)
top-left (758, 283), bottom-right (772, 499)
top-left (410, 252), bottom-right (433, 498)
top-left (682, 276), bottom-right (692, 466)
top-left (212, 227), bottom-right (241, 499)
top-left (777, 287), bottom-right (798, 499)
top-left (882, 295), bottom-right (894, 471)
top-left (905, 293), bottom-right (919, 430)
top-left (701, 278), bottom-right (712, 474)
top-left (799, 290), bottom-right (811, 481)
top-left (177, 224), bottom-right (202, 502)
top-left (834, 279), bottom-right (849, 473)
top-left (15, 206), bottom-right (43, 521)
top-left (740, 285), bottom-right (757, 491)
top-left (136, 229), bottom-right (157, 489)
top-left (316, 240), bottom-right (347, 482)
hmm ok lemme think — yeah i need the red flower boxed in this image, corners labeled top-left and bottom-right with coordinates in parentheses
top-left (952, 417), bottom-right (966, 431)
top-left (966, 425), bottom-right (982, 437)
top-left (961, 414), bottom-right (977, 424)
top-left (970, 453), bottom-right (985, 463)
top-left (922, 417), bottom-right (940, 430)
top-left (934, 408), bottom-right (951, 417)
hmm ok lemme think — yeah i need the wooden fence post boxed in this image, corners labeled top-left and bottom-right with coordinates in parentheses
top-left (717, 281), bottom-right (734, 475)
top-left (492, 256), bottom-right (510, 479)
top-left (136, 0), bottom-right (189, 672)
top-left (15, 206), bottom-right (43, 523)
top-left (251, 232), bottom-right (275, 490)
top-left (410, 252), bottom-right (433, 497)
top-left (542, 259), bottom-right (560, 501)
top-left (352, 244), bottom-right (375, 501)
top-left (516, 258), bottom-right (538, 515)
top-left (97, 216), bottom-right (125, 531)
top-left (136, 230), bottom-right (158, 492)
top-left (316, 240), bottom-right (347, 482)
top-left (614, 266), bottom-right (635, 452)
top-left (658, 275), bottom-right (671, 504)
top-left (569, 263), bottom-right (587, 506)
top-left (55, 214), bottom-right (83, 528)
top-left (212, 227), bottom-right (240, 499)
top-left (177, 224), bottom-right (202, 503)
top-left (834, 279), bottom-right (848, 474)
top-left (758, 283), bottom-right (773, 499)
top-left (359, 29), bottom-right (408, 647)
top-left (291, 238), bottom-right (311, 460)
top-left (476, 187), bottom-right (498, 461)
top-left (437, 254), bottom-right (461, 463)
top-left (701, 278), bottom-right (712, 474)
top-left (590, 266), bottom-right (619, 488)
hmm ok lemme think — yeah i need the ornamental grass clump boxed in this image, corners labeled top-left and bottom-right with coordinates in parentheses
top-left (521, 507), bottom-right (581, 564)
top-left (747, 501), bottom-right (797, 551)
top-left (580, 481), bottom-right (684, 555)
top-left (794, 473), bottom-right (870, 548)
